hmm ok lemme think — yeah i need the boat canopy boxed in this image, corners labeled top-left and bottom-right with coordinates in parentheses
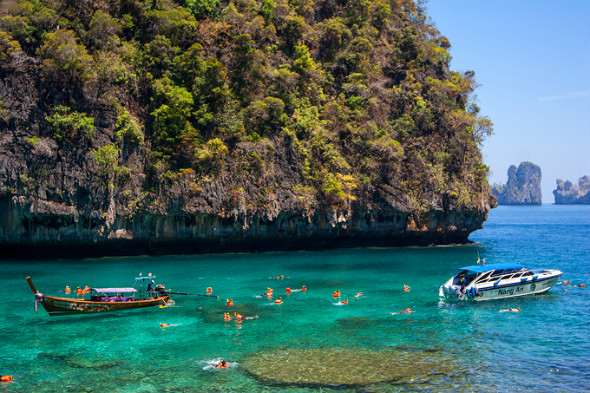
top-left (457, 264), bottom-right (527, 273)
top-left (90, 288), bottom-right (137, 293)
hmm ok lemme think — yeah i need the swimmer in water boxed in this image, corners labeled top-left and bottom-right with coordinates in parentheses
top-left (332, 290), bottom-right (341, 298)
top-left (499, 308), bottom-right (520, 313)
top-left (354, 292), bottom-right (362, 298)
top-left (391, 308), bottom-right (413, 314)
top-left (160, 323), bottom-right (182, 328)
top-left (234, 312), bottom-right (258, 321)
top-left (216, 360), bottom-right (229, 368)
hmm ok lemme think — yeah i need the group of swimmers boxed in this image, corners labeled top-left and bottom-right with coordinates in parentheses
top-left (63, 285), bottom-right (90, 296)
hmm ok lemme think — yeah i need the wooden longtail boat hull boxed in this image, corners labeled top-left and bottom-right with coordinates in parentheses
top-left (26, 277), bottom-right (169, 316)
top-left (37, 295), bottom-right (170, 316)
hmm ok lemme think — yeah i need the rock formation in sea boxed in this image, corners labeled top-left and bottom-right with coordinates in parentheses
top-left (0, 0), bottom-right (496, 258)
top-left (491, 162), bottom-right (542, 205)
top-left (553, 176), bottom-right (590, 204)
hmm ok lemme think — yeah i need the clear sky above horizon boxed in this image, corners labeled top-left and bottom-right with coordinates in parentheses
top-left (426, 0), bottom-right (590, 203)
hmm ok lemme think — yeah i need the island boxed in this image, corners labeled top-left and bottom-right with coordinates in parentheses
top-left (0, 0), bottom-right (495, 258)
top-left (553, 176), bottom-right (590, 204)
top-left (492, 162), bottom-right (542, 205)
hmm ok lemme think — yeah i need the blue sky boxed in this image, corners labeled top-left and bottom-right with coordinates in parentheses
top-left (426, 0), bottom-right (590, 202)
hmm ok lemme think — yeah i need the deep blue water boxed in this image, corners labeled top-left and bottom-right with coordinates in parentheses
top-left (1, 205), bottom-right (589, 392)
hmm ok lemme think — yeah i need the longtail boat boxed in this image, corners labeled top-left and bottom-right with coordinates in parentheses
top-left (26, 275), bottom-right (170, 316)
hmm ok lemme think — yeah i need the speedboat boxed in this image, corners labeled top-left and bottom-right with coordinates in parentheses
top-left (438, 263), bottom-right (562, 301)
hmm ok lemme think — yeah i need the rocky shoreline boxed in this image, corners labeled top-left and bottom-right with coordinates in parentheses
top-left (0, 194), bottom-right (488, 259)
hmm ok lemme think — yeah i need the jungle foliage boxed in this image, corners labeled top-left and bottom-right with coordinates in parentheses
top-left (0, 0), bottom-right (493, 210)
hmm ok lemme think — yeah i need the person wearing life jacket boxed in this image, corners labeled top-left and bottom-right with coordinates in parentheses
top-left (275, 297), bottom-right (282, 305)
top-left (285, 287), bottom-right (292, 294)
top-left (234, 312), bottom-right (243, 321)
top-left (301, 285), bottom-right (307, 291)
top-left (207, 287), bottom-right (213, 295)
top-left (226, 298), bottom-right (233, 306)
top-left (216, 360), bottom-right (229, 369)
top-left (65, 286), bottom-right (71, 294)
top-left (354, 292), bottom-right (362, 298)
top-left (76, 287), bottom-right (84, 296)
top-left (391, 308), bottom-right (413, 314)
top-left (223, 312), bottom-right (231, 321)
top-left (341, 299), bottom-right (348, 304)
top-left (1, 376), bottom-right (14, 382)
top-left (160, 323), bottom-right (171, 327)
top-left (403, 285), bottom-right (410, 292)
top-left (332, 290), bottom-right (341, 298)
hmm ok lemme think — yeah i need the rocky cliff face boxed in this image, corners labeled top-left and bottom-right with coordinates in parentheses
top-left (492, 162), bottom-right (542, 205)
top-left (0, 1), bottom-right (496, 258)
top-left (553, 176), bottom-right (590, 204)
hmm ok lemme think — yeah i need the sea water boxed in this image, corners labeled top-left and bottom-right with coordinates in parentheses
top-left (1, 205), bottom-right (589, 392)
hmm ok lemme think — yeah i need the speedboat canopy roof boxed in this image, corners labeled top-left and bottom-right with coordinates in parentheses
top-left (457, 264), bottom-right (527, 273)
top-left (90, 288), bottom-right (137, 293)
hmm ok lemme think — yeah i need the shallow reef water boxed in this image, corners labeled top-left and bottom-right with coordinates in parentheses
top-left (1, 205), bottom-right (589, 392)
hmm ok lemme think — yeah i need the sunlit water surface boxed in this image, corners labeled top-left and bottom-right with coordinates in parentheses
top-left (1, 205), bottom-right (589, 392)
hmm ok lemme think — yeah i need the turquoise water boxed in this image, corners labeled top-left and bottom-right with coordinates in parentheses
top-left (1, 205), bottom-right (589, 392)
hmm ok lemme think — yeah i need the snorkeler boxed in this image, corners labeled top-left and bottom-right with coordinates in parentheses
top-left (499, 308), bottom-right (520, 313)
top-left (216, 360), bottom-right (229, 369)
top-left (234, 312), bottom-right (258, 321)
top-left (160, 323), bottom-right (182, 328)
top-left (391, 308), bottom-right (413, 314)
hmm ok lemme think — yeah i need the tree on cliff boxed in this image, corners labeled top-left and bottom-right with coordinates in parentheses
top-left (0, 0), bottom-right (496, 256)
top-left (492, 162), bottom-right (542, 205)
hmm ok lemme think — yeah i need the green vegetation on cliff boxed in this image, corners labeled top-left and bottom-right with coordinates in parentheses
top-left (0, 0), bottom-right (495, 255)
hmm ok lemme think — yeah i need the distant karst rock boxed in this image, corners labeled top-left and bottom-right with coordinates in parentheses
top-left (492, 162), bottom-right (542, 205)
top-left (553, 176), bottom-right (590, 204)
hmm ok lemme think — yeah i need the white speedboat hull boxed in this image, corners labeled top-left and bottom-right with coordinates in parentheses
top-left (439, 264), bottom-right (562, 301)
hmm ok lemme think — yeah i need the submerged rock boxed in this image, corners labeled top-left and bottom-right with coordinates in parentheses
top-left (36, 352), bottom-right (122, 369)
top-left (241, 347), bottom-right (459, 388)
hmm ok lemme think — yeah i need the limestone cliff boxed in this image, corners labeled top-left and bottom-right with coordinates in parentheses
top-left (0, 0), bottom-right (495, 258)
top-left (553, 176), bottom-right (590, 204)
top-left (492, 162), bottom-right (542, 205)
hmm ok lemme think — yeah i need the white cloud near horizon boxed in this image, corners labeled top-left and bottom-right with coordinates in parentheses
top-left (538, 90), bottom-right (590, 101)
